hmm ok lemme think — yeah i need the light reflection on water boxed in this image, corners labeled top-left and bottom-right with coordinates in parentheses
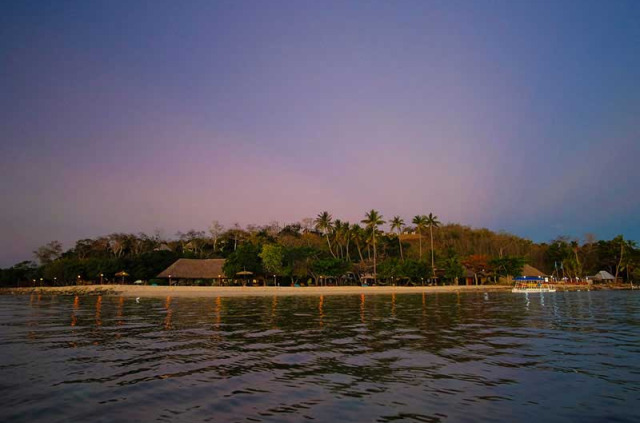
top-left (1, 291), bottom-right (639, 422)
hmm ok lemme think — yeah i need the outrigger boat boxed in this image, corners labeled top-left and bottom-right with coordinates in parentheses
top-left (512, 276), bottom-right (556, 293)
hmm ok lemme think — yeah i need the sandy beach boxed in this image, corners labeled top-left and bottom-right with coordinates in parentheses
top-left (3, 284), bottom-right (513, 298)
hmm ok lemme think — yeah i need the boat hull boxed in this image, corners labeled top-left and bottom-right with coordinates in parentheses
top-left (512, 288), bottom-right (556, 293)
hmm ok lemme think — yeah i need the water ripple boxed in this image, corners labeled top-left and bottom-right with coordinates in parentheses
top-left (0, 292), bottom-right (639, 422)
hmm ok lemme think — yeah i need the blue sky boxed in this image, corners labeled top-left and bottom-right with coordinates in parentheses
top-left (1, 1), bottom-right (639, 266)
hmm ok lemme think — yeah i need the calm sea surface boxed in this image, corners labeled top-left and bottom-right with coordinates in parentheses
top-left (0, 291), bottom-right (638, 422)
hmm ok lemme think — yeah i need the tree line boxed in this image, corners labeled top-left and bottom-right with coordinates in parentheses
top-left (1, 211), bottom-right (638, 287)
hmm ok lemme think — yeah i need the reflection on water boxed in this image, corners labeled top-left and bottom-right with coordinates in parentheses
top-left (95, 295), bottom-right (102, 326)
top-left (319, 295), bottom-right (324, 328)
top-left (0, 291), bottom-right (639, 422)
top-left (70, 295), bottom-right (79, 327)
top-left (164, 296), bottom-right (173, 330)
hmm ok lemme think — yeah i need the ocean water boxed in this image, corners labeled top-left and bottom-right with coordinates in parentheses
top-left (0, 291), bottom-right (638, 422)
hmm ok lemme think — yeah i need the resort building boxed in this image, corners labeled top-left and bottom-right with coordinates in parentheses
top-left (157, 259), bottom-right (229, 286)
top-left (588, 270), bottom-right (615, 283)
top-left (461, 268), bottom-right (486, 286)
top-left (521, 264), bottom-right (546, 278)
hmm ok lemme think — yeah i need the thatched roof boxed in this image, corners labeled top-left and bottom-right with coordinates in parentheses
top-left (157, 259), bottom-right (226, 279)
top-left (521, 264), bottom-right (546, 277)
top-left (591, 270), bottom-right (615, 280)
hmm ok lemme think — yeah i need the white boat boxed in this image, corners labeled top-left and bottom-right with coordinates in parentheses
top-left (512, 276), bottom-right (556, 293)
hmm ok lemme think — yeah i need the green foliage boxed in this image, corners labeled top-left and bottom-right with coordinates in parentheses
top-left (377, 258), bottom-right (401, 279)
top-left (37, 250), bottom-right (180, 285)
top-left (2, 213), bottom-right (640, 287)
top-left (0, 261), bottom-right (39, 287)
top-left (400, 259), bottom-right (431, 281)
top-left (129, 251), bottom-right (180, 280)
top-left (443, 255), bottom-right (465, 283)
top-left (378, 258), bottom-right (430, 282)
top-left (314, 211), bottom-right (333, 235)
top-left (282, 246), bottom-right (317, 281)
top-left (489, 256), bottom-right (526, 278)
top-left (545, 238), bottom-right (573, 265)
top-left (362, 210), bottom-right (385, 229)
top-left (223, 243), bottom-right (263, 278)
top-left (259, 244), bottom-right (285, 275)
top-left (311, 258), bottom-right (349, 277)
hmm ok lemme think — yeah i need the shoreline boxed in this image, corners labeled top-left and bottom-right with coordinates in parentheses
top-left (1, 283), bottom-right (632, 298)
top-left (2, 284), bottom-right (513, 298)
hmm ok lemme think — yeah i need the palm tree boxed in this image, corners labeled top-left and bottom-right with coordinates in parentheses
top-left (362, 210), bottom-right (385, 282)
top-left (351, 224), bottom-right (366, 263)
top-left (343, 221), bottom-right (352, 261)
top-left (425, 213), bottom-right (441, 278)
top-left (315, 211), bottom-right (336, 258)
top-left (333, 220), bottom-right (351, 260)
top-left (390, 216), bottom-right (405, 261)
top-left (614, 235), bottom-right (625, 283)
top-left (570, 240), bottom-right (582, 278)
top-left (412, 215), bottom-right (427, 260)
top-left (334, 219), bottom-right (344, 259)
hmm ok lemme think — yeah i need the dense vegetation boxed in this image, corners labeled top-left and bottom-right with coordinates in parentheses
top-left (1, 211), bottom-right (638, 287)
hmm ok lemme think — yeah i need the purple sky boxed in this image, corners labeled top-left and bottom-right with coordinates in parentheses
top-left (1, 1), bottom-right (639, 266)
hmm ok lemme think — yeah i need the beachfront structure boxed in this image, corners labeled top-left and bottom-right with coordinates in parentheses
top-left (588, 270), bottom-right (615, 282)
top-left (462, 268), bottom-right (487, 286)
top-left (459, 265), bottom-right (545, 286)
top-left (157, 259), bottom-right (229, 286)
top-left (490, 264), bottom-right (546, 285)
top-left (521, 264), bottom-right (546, 277)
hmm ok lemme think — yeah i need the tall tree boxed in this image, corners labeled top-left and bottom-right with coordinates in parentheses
top-left (259, 244), bottom-right (284, 285)
top-left (351, 224), bottom-right (366, 263)
top-left (334, 220), bottom-right (352, 261)
top-left (426, 213), bottom-right (441, 278)
top-left (443, 254), bottom-right (465, 285)
top-left (223, 243), bottom-right (263, 283)
top-left (412, 215), bottom-right (427, 260)
top-left (334, 219), bottom-right (345, 259)
top-left (343, 221), bottom-right (352, 262)
top-left (34, 241), bottom-right (63, 265)
top-left (489, 256), bottom-right (526, 280)
top-left (179, 230), bottom-right (206, 257)
top-left (209, 220), bottom-right (225, 252)
top-left (613, 235), bottom-right (625, 283)
top-left (464, 254), bottom-right (490, 285)
top-left (231, 223), bottom-right (244, 251)
top-left (390, 216), bottom-right (405, 261)
top-left (314, 211), bottom-right (336, 258)
top-left (361, 210), bottom-right (385, 282)
top-left (107, 234), bottom-right (128, 258)
top-left (625, 240), bottom-right (639, 283)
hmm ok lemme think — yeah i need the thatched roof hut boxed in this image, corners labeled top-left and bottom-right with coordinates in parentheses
top-left (521, 264), bottom-right (546, 277)
top-left (590, 270), bottom-right (615, 281)
top-left (157, 259), bottom-right (226, 279)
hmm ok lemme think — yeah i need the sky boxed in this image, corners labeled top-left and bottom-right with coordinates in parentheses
top-left (1, 0), bottom-right (639, 267)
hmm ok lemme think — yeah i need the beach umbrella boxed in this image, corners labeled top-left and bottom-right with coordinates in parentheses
top-left (236, 270), bottom-right (253, 286)
top-left (115, 271), bottom-right (129, 284)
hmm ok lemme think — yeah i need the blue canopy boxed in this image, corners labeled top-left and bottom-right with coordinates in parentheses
top-left (514, 276), bottom-right (545, 281)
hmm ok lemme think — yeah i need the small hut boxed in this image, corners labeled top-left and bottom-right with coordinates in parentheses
top-left (462, 267), bottom-right (487, 286)
top-left (157, 259), bottom-right (227, 286)
top-left (360, 273), bottom-right (376, 286)
top-left (589, 270), bottom-right (615, 282)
